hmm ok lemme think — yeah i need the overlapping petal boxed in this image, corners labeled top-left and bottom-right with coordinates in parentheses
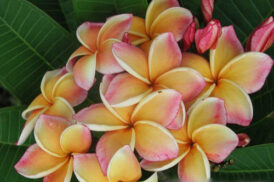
top-left (66, 46), bottom-right (91, 72)
top-left (134, 120), bottom-right (178, 161)
top-left (218, 52), bottom-right (273, 93)
top-left (128, 16), bottom-right (149, 45)
top-left (166, 102), bottom-right (186, 130)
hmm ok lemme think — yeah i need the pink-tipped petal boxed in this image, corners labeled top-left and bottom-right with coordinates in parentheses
top-left (149, 32), bottom-right (182, 81)
top-left (178, 144), bottom-right (210, 182)
top-left (14, 144), bottom-right (68, 178)
top-left (96, 39), bottom-right (124, 74)
top-left (73, 103), bottom-right (127, 131)
top-left (211, 79), bottom-right (253, 126)
top-left (73, 54), bottom-right (96, 91)
top-left (66, 46), bottom-right (92, 72)
top-left (192, 124), bottom-right (238, 163)
top-left (155, 67), bottom-right (206, 102)
top-left (145, 0), bottom-right (179, 33)
top-left (166, 102), bottom-right (186, 130)
top-left (182, 21), bottom-right (196, 51)
top-left (34, 115), bottom-right (70, 157)
top-left (150, 7), bottom-right (193, 41)
top-left (76, 22), bottom-right (103, 51)
top-left (112, 42), bottom-right (150, 83)
top-left (134, 120), bottom-right (178, 161)
top-left (73, 154), bottom-right (108, 182)
top-left (96, 129), bottom-right (135, 174)
top-left (104, 73), bottom-right (151, 107)
top-left (97, 14), bottom-right (133, 46)
top-left (107, 145), bottom-right (141, 182)
top-left (201, 0), bottom-right (214, 22)
top-left (195, 19), bottom-right (221, 54)
top-left (210, 25), bottom-right (244, 78)
top-left (219, 52), bottom-right (273, 93)
top-left (187, 97), bottom-right (227, 136)
top-left (131, 89), bottom-right (182, 127)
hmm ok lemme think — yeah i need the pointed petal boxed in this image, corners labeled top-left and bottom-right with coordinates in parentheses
top-left (211, 79), bottom-right (253, 126)
top-left (77, 22), bottom-right (103, 51)
top-left (165, 102), bottom-right (186, 130)
top-left (193, 124), bottom-right (238, 163)
top-left (140, 173), bottom-right (158, 182)
top-left (60, 124), bottom-right (92, 154)
top-left (17, 108), bottom-right (48, 146)
top-left (210, 26), bottom-right (244, 78)
top-left (219, 52), bottom-right (273, 93)
top-left (96, 129), bottom-right (135, 174)
top-left (53, 73), bottom-right (88, 106)
top-left (112, 42), bottom-right (150, 83)
top-left (181, 52), bottom-right (214, 81)
top-left (14, 144), bottom-right (68, 178)
top-left (187, 97), bottom-right (226, 136)
top-left (178, 144), bottom-right (210, 182)
top-left (149, 33), bottom-right (182, 81)
top-left (96, 39), bottom-right (124, 74)
top-left (131, 89), bottom-right (182, 127)
top-left (74, 154), bottom-right (108, 182)
top-left (45, 97), bottom-right (75, 121)
top-left (146, 0), bottom-right (179, 33)
top-left (66, 46), bottom-right (92, 72)
top-left (155, 67), bottom-right (206, 102)
top-left (134, 120), bottom-right (178, 161)
top-left (44, 158), bottom-right (73, 182)
top-left (104, 73), bottom-right (151, 107)
top-left (73, 103), bottom-right (127, 131)
top-left (150, 7), bottom-right (193, 41)
top-left (34, 115), bottom-right (70, 157)
top-left (97, 14), bottom-right (133, 46)
top-left (22, 94), bottom-right (50, 120)
top-left (73, 54), bottom-right (96, 90)
top-left (107, 145), bottom-right (141, 182)
top-left (141, 143), bottom-right (190, 171)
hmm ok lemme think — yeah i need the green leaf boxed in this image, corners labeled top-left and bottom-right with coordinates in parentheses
top-left (212, 144), bottom-right (274, 181)
top-left (27, 0), bottom-right (68, 29)
top-left (0, 0), bottom-right (78, 105)
top-left (73, 0), bottom-right (148, 23)
top-left (59, 0), bottom-right (78, 32)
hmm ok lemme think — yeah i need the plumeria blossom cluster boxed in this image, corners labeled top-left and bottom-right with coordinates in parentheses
top-left (14, 0), bottom-right (273, 182)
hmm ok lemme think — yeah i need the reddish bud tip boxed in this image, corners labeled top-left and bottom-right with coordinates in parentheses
top-left (182, 21), bottom-right (196, 51)
top-left (201, 0), bottom-right (215, 23)
top-left (195, 19), bottom-right (221, 53)
top-left (246, 16), bottom-right (274, 52)
top-left (237, 133), bottom-right (250, 147)
top-left (122, 32), bottom-right (130, 43)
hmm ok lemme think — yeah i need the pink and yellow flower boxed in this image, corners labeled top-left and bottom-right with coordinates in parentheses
top-left (128, 0), bottom-right (193, 50)
top-left (182, 25), bottom-right (273, 126)
top-left (74, 84), bottom-right (185, 175)
top-left (141, 97), bottom-right (238, 182)
top-left (66, 14), bottom-right (133, 90)
top-left (106, 32), bottom-right (205, 110)
top-left (17, 68), bottom-right (87, 145)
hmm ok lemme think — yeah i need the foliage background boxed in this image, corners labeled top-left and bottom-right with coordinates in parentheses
top-left (0, 0), bottom-right (273, 181)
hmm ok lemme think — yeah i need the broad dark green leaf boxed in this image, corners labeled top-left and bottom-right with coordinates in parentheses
top-left (73, 0), bottom-right (148, 23)
top-left (59, 0), bottom-right (78, 32)
top-left (0, 0), bottom-right (78, 105)
top-left (27, 0), bottom-right (68, 29)
top-left (212, 144), bottom-right (274, 181)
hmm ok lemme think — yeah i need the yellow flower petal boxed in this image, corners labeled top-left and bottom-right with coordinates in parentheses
top-left (169, 121), bottom-right (190, 143)
top-left (218, 52), bottom-right (273, 93)
top-left (165, 102), bottom-right (186, 130)
top-left (128, 16), bottom-right (149, 45)
top-left (107, 145), bottom-right (141, 182)
top-left (211, 79), bottom-right (253, 126)
top-left (66, 46), bottom-right (91, 72)
top-left (178, 144), bottom-right (210, 182)
top-left (192, 124), bottom-right (238, 163)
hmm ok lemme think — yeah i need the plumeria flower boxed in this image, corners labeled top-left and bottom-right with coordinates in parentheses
top-left (182, 25), bottom-right (273, 126)
top-left (141, 98), bottom-right (239, 182)
top-left (66, 14), bottom-right (133, 90)
top-left (17, 68), bottom-right (87, 145)
top-left (74, 84), bottom-right (185, 175)
top-left (15, 114), bottom-right (94, 181)
top-left (128, 0), bottom-right (193, 51)
top-left (107, 32), bottom-right (205, 112)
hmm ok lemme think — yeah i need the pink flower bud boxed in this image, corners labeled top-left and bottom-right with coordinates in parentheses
top-left (237, 133), bottom-right (250, 147)
top-left (182, 21), bottom-right (196, 51)
top-left (246, 16), bottom-right (274, 52)
top-left (122, 32), bottom-right (130, 43)
top-left (201, 0), bottom-right (214, 23)
top-left (195, 19), bottom-right (221, 53)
